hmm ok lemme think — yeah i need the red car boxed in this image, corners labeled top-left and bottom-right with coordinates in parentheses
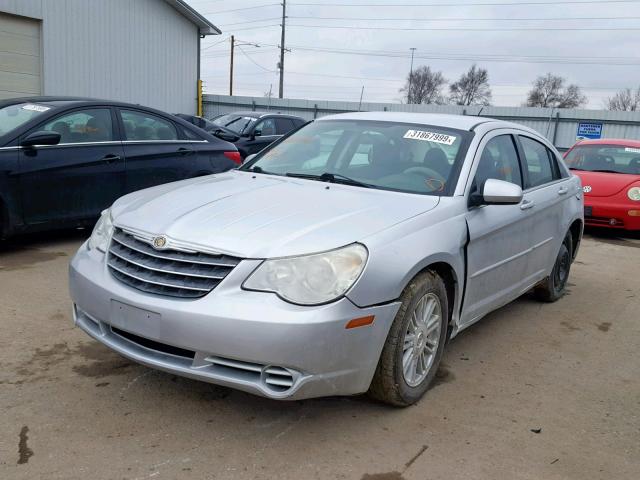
top-left (564, 139), bottom-right (640, 231)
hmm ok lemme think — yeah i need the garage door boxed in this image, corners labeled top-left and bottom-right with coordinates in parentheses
top-left (0, 13), bottom-right (41, 100)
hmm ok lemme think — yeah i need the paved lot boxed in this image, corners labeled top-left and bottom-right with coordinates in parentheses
top-left (1, 229), bottom-right (638, 480)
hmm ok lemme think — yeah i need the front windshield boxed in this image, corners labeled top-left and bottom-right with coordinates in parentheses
top-left (565, 144), bottom-right (640, 175)
top-left (0, 103), bottom-right (51, 138)
top-left (241, 119), bottom-right (472, 196)
top-left (212, 114), bottom-right (256, 134)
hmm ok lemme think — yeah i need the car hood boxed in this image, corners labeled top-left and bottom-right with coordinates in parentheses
top-left (572, 170), bottom-right (640, 197)
top-left (111, 171), bottom-right (439, 258)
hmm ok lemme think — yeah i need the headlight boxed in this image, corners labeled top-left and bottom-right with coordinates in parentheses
top-left (88, 209), bottom-right (114, 252)
top-left (244, 244), bottom-right (368, 305)
top-left (628, 187), bottom-right (640, 201)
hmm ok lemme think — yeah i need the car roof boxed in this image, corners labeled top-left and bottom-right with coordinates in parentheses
top-left (573, 138), bottom-right (640, 148)
top-left (318, 111), bottom-right (535, 133)
top-left (226, 111), bottom-right (302, 119)
top-left (0, 96), bottom-right (176, 114)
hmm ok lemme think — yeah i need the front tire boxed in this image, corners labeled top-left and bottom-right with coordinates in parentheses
top-left (369, 270), bottom-right (448, 407)
top-left (535, 233), bottom-right (573, 302)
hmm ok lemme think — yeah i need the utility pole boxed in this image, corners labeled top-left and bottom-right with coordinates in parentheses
top-left (278, 0), bottom-right (286, 98)
top-left (229, 35), bottom-right (235, 96)
top-left (358, 85), bottom-right (364, 111)
top-left (408, 47), bottom-right (416, 104)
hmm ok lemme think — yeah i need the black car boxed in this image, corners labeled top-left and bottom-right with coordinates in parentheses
top-left (209, 111), bottom-right (306, 159)
top-left (0, 97), bottom-right (241, 239)
top-left (173, 113), bottom-right (223, 133)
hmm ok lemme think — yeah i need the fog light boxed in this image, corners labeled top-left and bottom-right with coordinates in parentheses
top-left (629, 210), bottom-right (640, 217)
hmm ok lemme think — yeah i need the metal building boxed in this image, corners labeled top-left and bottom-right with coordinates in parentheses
top-left (0, 0), bottom-right (219, 114)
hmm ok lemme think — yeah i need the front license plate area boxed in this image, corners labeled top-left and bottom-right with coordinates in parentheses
top-left (109, 300), bottom-right (161, 340)
top-left (584, 206), bottom-right (593, 217)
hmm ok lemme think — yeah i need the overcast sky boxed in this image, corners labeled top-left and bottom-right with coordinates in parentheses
top-left (186, 0), bottom-right (640, 109)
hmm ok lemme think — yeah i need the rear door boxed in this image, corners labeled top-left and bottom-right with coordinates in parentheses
top-left (18, 107), bottom-right (125, 225)
top-left (462, 131), bottom-right (533, 325)
top-left (516, 135), bottom-right (572, 282)
top-left (118, 108), bottom-right (197, 192)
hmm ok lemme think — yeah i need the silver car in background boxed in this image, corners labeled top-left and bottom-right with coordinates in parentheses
top-left (69, 112), bottom-right (583, 406)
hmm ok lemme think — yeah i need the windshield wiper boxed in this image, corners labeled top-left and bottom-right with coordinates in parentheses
top-left (285, 172), bottom-right (373, 188)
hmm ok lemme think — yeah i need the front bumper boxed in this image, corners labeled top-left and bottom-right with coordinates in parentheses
top-left (69, 242), bottom-right (400, 400)
top-left (584, 198), bottom-right (640, 231)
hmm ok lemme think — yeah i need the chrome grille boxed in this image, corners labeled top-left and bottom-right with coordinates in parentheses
top-left (107, 228), bottom-right (241, 299)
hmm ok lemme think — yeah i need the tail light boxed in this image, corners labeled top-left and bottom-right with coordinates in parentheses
top-left (223, 151), bottom-right (242, 165)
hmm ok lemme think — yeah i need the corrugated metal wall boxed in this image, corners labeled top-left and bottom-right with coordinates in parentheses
top-left (0, 0), bottom-right (199, 114)
top-left (203, 94), bottom-right (640, 150)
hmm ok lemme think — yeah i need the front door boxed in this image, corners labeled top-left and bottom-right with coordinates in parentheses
top-left (118, 108), bottom-right (197, 193)
top-left (18, 107), bottom-right (125, 225)
top-left (245, 117), bottom-right (280, 155)
top-left (462, 132), bottom-right (533, 325)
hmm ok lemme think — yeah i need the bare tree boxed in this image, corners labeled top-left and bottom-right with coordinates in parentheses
top-left (400, 66), bottom-right (447, 105)
top-left (526, 73), bottom-right (587, 108)
top-left (448, 64), bottom-right (492, 106)
top-left (606, 87), bottom-right (640, 111)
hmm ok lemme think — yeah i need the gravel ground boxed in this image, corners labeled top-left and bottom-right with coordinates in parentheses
top-left (1, 229), bottom-right (638, 480)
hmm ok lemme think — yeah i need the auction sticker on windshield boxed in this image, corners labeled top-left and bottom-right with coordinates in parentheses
top-left (21, 104), bottom-right (50, 113)
top-left (404, 130), bottom-right (456, 145)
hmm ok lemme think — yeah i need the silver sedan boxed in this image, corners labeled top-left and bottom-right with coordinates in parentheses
top-left (69, 112), bottom-right (583, 406)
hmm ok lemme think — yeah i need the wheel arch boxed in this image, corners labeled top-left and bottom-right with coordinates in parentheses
top-left (568, 218), bottom-right (583, 260)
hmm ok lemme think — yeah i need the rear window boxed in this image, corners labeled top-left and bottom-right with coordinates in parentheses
top-left (212, 114), bottom-right (256, 134)
top-left (565, 144), bottom-right (640, 175)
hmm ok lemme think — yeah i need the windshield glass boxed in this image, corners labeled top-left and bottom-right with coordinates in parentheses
top-left (241, 120), bottom-right (472, 196)
top-left (0, 103), bottom-right (51, 138)
top-left (565, 144), bottom-right (640, 175)
top-left (212, 114), bottom-right (256, 134)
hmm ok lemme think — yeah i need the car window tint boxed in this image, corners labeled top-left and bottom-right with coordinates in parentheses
top-left (520, 136), bottom-right (557, 187)
top-left (275, 118), bottom-right (295, 135)
top-left (564, 144), bottom-right (640, 174)
top-left (473, 135), bottom-right (522, 191)
top-left (121, 110), bottom-right (178, 141)
top-left (42, 108), bottom-right (113, 143)
top-left (182, 126), bottom-right (205, 141)
top-left (256, 118), bottom-right (277, 136)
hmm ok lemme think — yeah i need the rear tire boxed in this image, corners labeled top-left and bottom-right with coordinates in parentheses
top-left (369, 270), bottom-right (448, 407)
top-left (535, 233), bottom-right (573, 303)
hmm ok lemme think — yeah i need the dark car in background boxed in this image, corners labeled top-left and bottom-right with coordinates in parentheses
top-left (209, 111), bottom-right (306, 159)
top-left (173, 113), bottom-right (223, 133)
top-left (0, 97), bottom-right (241, 239)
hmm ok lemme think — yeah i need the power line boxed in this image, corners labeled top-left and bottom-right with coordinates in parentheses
top-left (287, 24), bottom-right (640, 31)
top-left (201, 3), bottom-right (280, 15)
top-left (287, 15), bottom-right (640, 22)
top-left (290, 0), bottom-right (640, 6)
top-left (237, 46), bottom-right (276, 72)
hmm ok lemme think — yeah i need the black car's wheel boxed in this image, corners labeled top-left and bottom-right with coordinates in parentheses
top-left (369, 270), bottom-right (448, 407)
top-left (535, 233), bottom-right (573, 303)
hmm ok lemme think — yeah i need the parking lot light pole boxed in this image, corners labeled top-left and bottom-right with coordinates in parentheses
top-left (229, 37), bottom-right (260, 96)
top-left (408, 47), bottom-right (416, 104)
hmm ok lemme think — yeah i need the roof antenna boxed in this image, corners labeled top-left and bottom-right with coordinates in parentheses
top-left (476, 107), bottom-right (484, 116)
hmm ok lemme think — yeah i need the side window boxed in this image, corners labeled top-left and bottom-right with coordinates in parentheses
top-left (41, 109), bottom-right (113, 143)
top-left (255, 118), bottom-right (276, 136)
top-left (519, 136), bottom-right (558, 188)
top-left (473, 135), bottom-right (522, 192)
top-left (274, 117), bottom-right (295, 135)
top-left (120, 110), bottom-right (178, 141)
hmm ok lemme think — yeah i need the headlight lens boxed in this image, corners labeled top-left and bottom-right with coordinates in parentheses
top-left (244, 244), bottom-right (368, 305)
top-left (88, 209), bottom-right (114, 252)
top-left (628, 187), bottom-right (640, 201)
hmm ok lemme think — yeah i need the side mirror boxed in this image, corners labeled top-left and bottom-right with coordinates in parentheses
top-left (21, 131), bottom-right (61, 147)
top-left (252, 128), bottom-right (262, 138)
top-left (243, 154), bottom-right (257, 164)
top-left (481, 178), bottom-right (523, 205)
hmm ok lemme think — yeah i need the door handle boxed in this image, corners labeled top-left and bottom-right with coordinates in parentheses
top-left (520, 200), bottom-right (535, 210)
top-left (558, 186), bottom-right (569, 195)
top-left (178, 147), bottom-right (194, 156)
top-left (101, 154), bottom-right (121, 164)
